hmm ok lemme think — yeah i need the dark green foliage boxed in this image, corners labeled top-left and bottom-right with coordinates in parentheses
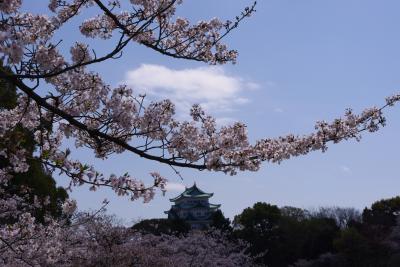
top-left (333, 228), bottom-right (372, 267)
top-left (312, 207), bottom-right (361, 229)
top-left (132, 218), bottom-right (190, 236)
top-left (0, 73), bottom-right (68, 223)
top-left (210, 210), bottom-right (232, 232)
top-left (233, 202), bottom-right (341, 267)
top-left (233, 202), bottom-right (282, 262)
top-left (324, 225), bottom-right (392, 267)
top-left (292, 253), bottom-right (347, 267)
top-left (233, 202), bottom-right (281, 237)
top-left (7, 158), bottom-right (69, 221)
top-left (233, 203), bottom-right (286, 266)
top-left (362, 196), bottom-right (400, 227)
top-left (228, 197), bottom-right (400, 266)
top-left (136, 196), bottom-right (400, 266)
top-left (300, 217), bottom-right (339, 259)
top-left (280, 206), bottom-right (309, 221)
top-left (0, 65), bottom-right (17, 110)
top-left (0, 79), bottom-right (17, 109)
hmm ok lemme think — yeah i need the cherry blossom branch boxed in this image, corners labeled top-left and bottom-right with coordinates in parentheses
top-left (2, 68), bottom-right (399, 176)
top-left (1, 1), bottom-right (399, 207)
top-left (0, 72), bottom-right (205, 169)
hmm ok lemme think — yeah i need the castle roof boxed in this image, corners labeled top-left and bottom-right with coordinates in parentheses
top-left (172, 202), bottom-right (221, 210)
top-left (169, 183), bottom-right (213, 202)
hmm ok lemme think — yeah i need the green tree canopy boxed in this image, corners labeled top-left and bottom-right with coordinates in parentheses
top-left (362, 196), bottom-right (400, 227)
top-left (132, 218), bottom-right (190, 236)
top-left (0, 69), bottom-right (68, 222)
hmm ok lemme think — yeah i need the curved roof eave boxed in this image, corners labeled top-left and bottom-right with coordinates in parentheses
top-left (169, 193), bottom-right (213, 202)
top-left (169, 183), bottom-right (214, 201)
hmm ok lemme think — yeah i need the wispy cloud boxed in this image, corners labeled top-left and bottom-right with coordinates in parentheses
top-left (124, 64), bottom-right (258, 116)
top-left (165, 182), bottom-right (186, 192)
top-left (340, 165), bottom-right (351, 173)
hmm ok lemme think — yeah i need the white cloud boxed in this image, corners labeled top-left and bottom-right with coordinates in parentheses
top-left (165, 182), bottom-right (186, 192)
top-left (274, 107), bottom-right (284, 113)
top-left (340, 165), bottom-right (351, 173)
top-left (124, 64), bottom-right (257, 115)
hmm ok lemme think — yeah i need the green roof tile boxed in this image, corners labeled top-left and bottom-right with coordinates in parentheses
top-left (170, 183), bottom-right (213, 202)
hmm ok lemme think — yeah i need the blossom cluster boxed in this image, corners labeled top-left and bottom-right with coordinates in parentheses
top-left (0, 205), bottom-right (253, 266)
top-left (0, 0), bottom-right (399, 201)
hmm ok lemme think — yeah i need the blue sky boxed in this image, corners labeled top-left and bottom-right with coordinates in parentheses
top-left (23, 1), bottom-right (400, 223)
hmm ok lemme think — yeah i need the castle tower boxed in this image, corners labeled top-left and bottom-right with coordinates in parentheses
top-left (164, 183), bottom-right (221, 229)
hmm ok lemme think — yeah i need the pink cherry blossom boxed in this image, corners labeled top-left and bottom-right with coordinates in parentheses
top-left (0, 3), bottom-right (399, 264)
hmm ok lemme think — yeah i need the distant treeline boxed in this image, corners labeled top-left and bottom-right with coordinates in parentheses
top-left (133, 196), bottom-right (400, 267)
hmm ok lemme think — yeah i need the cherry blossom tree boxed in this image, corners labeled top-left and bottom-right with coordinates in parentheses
top-left (1, 206), bottom-right (255, 266)
top-left (0, 0), bottom-right (258, 202)
top-left (1, 0), bottom-right (400, 263)
top-left (1, 0), bottom-right (399, 203)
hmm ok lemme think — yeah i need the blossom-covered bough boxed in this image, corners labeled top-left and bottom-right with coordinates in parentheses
top-left (1, 0), bottom-right (398, 202)
top-left (0, 0), bottom-right (258, 201)
top-left (0, 0), bottom-right (400, 201)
